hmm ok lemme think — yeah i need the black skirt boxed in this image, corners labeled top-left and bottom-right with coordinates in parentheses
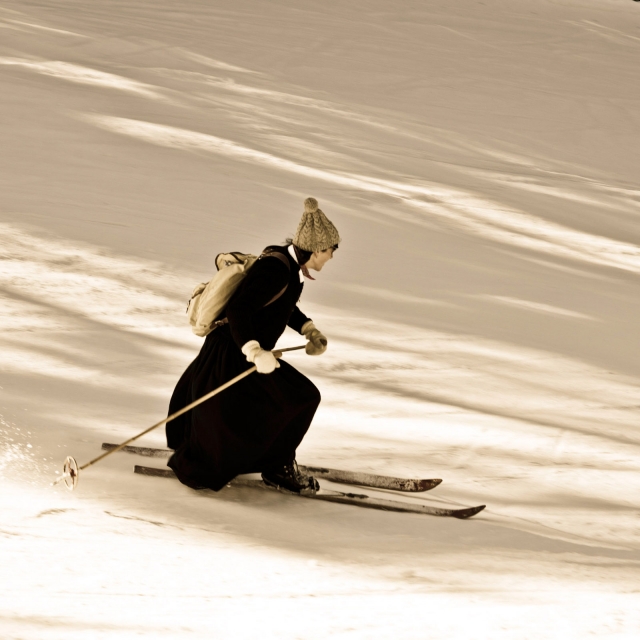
top-left (166, 325), bottom-right (320, 491)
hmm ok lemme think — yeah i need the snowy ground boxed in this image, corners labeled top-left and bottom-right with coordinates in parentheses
top-left (1, 0), bottom-right (640, 637)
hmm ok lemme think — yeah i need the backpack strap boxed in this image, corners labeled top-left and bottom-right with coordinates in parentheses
top-left (259, 249), bottom-right (290, 307)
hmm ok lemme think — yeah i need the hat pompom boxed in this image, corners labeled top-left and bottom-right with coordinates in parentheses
top-left (304, 197), bottom-right (319, 214)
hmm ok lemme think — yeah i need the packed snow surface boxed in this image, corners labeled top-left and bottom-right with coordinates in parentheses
top-left (1, 0), bottom-right (639, 637)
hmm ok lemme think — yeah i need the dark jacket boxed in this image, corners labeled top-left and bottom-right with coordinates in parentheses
top-left (166, 244), bottom-right (320, 491)
top-left (226, 245), bottom-right (310, 350)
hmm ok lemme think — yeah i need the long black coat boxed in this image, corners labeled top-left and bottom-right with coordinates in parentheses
top-left (166, 245), bottom-right (321, 490)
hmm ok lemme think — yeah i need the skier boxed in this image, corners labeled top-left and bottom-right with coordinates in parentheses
top-left (166, 197), bottom-right (340, 494)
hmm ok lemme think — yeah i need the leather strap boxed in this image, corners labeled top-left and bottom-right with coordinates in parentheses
top-left (259, 249), bottom-right (290, 306)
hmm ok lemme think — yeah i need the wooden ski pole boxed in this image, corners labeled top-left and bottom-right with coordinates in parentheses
top-left (53, 345), bottom-right (306, 490)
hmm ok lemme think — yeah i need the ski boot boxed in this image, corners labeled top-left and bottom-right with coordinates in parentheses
top-left (262, 460), bottom-right (319, 496)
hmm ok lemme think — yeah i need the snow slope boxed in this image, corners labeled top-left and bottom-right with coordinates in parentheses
top-left (1, 0), bottom-right (639, 637)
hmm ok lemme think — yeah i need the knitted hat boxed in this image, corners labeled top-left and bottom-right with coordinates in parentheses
top-left (293, 197), bottom-right (341, 252)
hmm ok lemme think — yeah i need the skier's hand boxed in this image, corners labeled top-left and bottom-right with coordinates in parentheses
top-left (241, 340), bottom-right (280, 374)
top-left (301, 321), bottom-right (327, 356)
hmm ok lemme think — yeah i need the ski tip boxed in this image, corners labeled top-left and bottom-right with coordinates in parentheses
top-left (453, 504), bottom-right (486, 519)
top-left (417, 478), bottom-right (442, 491)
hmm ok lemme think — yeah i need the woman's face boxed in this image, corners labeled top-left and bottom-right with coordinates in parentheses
top-left (306, 247), bottom-right (335, 272)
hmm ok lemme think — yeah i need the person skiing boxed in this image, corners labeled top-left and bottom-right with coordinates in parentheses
top-left (166, 197), bottom-right (340, 494)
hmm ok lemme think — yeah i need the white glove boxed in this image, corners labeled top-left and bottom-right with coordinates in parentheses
top-left (241, 340), bottom-right (280, 374)
top-left (301, 320), bottom-right (327, 356)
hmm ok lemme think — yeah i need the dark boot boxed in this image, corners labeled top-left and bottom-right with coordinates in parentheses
top-left (262, 460), bottom-right (319, 495)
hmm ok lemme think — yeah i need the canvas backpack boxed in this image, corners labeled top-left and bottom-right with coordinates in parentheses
top-left (187, 250), bottom-right (290, 337)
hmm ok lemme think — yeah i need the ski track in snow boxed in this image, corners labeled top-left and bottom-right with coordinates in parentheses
top-left (1, 0), bottom-right (640, 637)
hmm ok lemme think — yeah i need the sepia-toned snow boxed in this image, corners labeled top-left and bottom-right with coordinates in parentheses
top-left (1, 0), bottom-right (639, 637)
